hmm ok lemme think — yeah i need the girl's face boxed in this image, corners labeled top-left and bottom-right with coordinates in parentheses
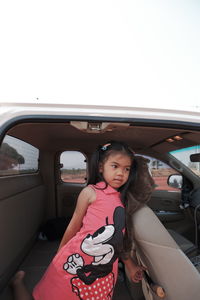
top-left (99, 152), bottom-right (132, 189)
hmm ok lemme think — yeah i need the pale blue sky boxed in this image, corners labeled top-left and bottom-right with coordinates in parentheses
top-left (60, 151), bottom-right (86, 169)
top-left (170, 145), bottom-right (200, 166)
top-left (0, 1), bottom-right (200, 109)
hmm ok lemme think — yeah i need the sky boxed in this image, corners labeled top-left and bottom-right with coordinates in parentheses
top-left (0, 1), bottom-right (200, 110)
top-left (170, 145), bottom-right (200, 167)
top-left (60, 151), bottom-right (86, 169)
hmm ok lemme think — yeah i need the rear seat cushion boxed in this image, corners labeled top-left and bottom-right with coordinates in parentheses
top-left (20, 240), bottom-right (59, 292)
top-left (0, 240), bottom-right (59, 300)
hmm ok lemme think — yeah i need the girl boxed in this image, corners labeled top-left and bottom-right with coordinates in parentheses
top-left (11, 141), bottom-right (147, 300)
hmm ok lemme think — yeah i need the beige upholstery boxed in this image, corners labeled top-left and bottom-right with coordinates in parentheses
top-left (131, 205), bottom-right (200, 300)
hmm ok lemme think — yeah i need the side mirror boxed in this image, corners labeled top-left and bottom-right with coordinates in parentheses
top-left (190, 153), bottom-right (200, 162)
top-left (168, 174), bottom-right (183, 189)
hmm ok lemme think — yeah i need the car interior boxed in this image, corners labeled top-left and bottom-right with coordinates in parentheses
top-left (1, 117), bottom-right (200, 300)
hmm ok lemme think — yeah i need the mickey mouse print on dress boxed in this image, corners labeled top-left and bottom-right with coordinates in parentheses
top-left (32, 182), bottom-right (125, 300)
top-left (63, 205), bottom-right (125, 300)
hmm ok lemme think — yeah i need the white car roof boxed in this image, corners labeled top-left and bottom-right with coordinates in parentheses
top-left (1, 101), bottom-right (200, 127)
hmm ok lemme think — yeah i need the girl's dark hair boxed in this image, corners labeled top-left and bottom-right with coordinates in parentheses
top-left (88, 140), bottom-right (137, 207)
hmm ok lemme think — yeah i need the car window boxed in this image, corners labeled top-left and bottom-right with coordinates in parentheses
top-left (170, 146), bottom-right (200, 177)
top-left (0, 135), bottom-right (39, 176)
top-left (60, 151), bottom-right (87, 183)
top-left (145, 156), bottom-right (180, 191)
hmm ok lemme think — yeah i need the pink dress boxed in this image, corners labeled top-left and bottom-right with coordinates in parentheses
top-left (33, 182), bottom-right (125, 300)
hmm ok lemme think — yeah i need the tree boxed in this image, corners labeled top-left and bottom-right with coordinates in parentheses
top-left (0, 143), bottom-right (25, 170)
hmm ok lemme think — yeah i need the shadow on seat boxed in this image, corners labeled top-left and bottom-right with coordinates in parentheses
top-left (167, 229), bottom-right (197, 255)
top-left (129, 205), bottom-right (200, 300)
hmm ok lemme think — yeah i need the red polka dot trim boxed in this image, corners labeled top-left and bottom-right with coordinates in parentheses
top-left (71, 273), bottom-right (114, 299)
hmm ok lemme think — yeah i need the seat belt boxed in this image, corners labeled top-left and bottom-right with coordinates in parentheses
top-left (135, 251), bottom-right (166, 299)
top-left (135, 251), bottom-right (154, 300)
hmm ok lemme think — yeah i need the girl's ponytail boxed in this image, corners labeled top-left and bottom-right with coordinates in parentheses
top-left (88, 147), bottom-right (103, 184)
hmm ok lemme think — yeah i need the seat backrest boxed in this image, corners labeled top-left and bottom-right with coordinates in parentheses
top-left (132, 205), bottom-right (200, 300)
top-left (0, 174), bottom-right (46, 292)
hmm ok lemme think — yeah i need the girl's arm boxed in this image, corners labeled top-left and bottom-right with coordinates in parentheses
top-left (57, 186), bottom-right (96, 252)
top-left (122, 257), bottom-right (146, 283)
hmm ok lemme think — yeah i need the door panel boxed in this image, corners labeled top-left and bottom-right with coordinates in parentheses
top-left (148, 190), bottom-right (184, 223)
top-left (146, 155), bottom-right (194, 236)
top-left (148, 189), bottom-right (194, 237)
top-left (56, 183), bottom-right (85, 218)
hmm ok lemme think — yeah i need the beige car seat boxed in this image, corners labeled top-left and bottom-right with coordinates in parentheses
top-left (130, 205), bottom-right (200, 300)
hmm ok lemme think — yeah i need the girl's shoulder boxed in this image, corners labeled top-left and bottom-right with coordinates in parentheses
top-left (80, 185), bottom-right (96, 204)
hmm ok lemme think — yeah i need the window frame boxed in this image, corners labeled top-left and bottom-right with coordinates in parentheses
top-left (0, 134), bottom-right (39, 177)
top-left (59, 150), bottom-right (87, 184)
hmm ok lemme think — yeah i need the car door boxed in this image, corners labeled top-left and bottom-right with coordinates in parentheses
top-left (146, 156), bottom-right (193, 233)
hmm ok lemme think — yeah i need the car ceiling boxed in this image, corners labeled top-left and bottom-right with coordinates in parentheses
top-left (6, 120), bottom-right (200, 156)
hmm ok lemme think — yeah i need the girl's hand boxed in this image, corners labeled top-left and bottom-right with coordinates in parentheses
top-left (129, 265), bottom-right (146, 283)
